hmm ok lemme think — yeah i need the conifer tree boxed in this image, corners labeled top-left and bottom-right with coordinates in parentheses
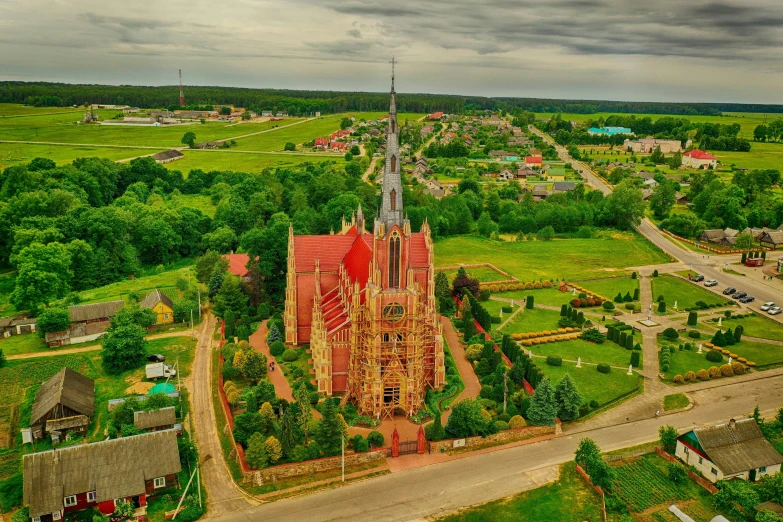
top-left (527, 378), bottom-right (558, 426)
top-left (245, 432), bottom-right (269, 469)
top-left (434, 271), bottom-right (451, 300)
top-left (280, 403), bottom-right (302, 457)
top-left (555, 374), bottom-right (583, 421)
top-left (294, 383), bottom-right (312, 443)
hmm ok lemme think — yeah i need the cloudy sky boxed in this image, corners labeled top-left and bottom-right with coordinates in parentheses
top-left (1, 0), bottom-right (782, 104)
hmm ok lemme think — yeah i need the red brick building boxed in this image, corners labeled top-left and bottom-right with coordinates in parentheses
top-left (284, 69), bottom-right (445, 419)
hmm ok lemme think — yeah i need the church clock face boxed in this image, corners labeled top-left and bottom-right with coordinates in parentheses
top-left (383, 303), bottom-right (405, 323)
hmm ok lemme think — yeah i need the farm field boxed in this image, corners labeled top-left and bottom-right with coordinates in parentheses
top-left (538, 363), bottom-right (640, 407)
top-left (651, 275), bottom-right (731, 311)
top-left (720, 314), bottom-right (783, 342)
top-left (610, 454), bottom-right (722, 519)
top-left (0, 142), bottom-right (160, 170)
top-left (714, 141), bottom-right (783, 171)
top-left (0, 104), bottom-right (84, 117)
top-left (162, 150), bottom-right (339, 174)
top-left (530, 338), bottom-right (637, 369)
top-left (438, 463), bottom-right (604, 522)
top-left (434, 234), bottom-right (671, 283)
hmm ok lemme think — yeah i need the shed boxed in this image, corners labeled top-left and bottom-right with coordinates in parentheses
top-left (134, 406), bottom-right (177, 431)
top-left (30, 368), bottom-right (95, 441)
top-left (151, 150), bottom-right (184, 164)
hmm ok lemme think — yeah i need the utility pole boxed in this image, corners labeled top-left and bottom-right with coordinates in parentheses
top-left (198, 289), bottom-right (202, 319)
top-left (190, 309), bottom-right (195, 340)
top-left (341, 434), bottom-right (345, 482)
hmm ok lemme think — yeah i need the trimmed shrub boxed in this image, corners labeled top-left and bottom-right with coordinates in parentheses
top-left (281, 349), bottom-right (299, 362)
top-left (658, 301), bottom-right (667, 313)
top-left (662, 328), bottom-right (679, 340)
top-left (508, 415), bottom-right (527, 429)
top-left (687, 312), bottom-right (698, 326)
top-left (589, 399), bottom-right (599, 409)
top-left (720, 364), bottom-right (734, 377)
top-left (634, 343), bottom-right (642, 351)
top-left (688, 330), bottom-right (701, 339)
top-left (653, 269), bottom-right (659, 277)
top-left (597, 363), bottom-right (611, 374)
top-left (526, 296), bottom-right (534, 309)
top-left (546, 355), bottom-right (562, 367)
top-left (706, 350), bottom-right (723, 363)
top-left (684, 371), bottom-right (696, 382)
top-left (633, 288), bottom-right (640, 300)
top-left (661, 363), bottom-right (670, 372)
top-left (630, 351), bottom-right (641, 367)
top-left (602, 301), bottom-right (615, 310)
top-left (673, 375), bottom-right (684, 384)
top-left (624, 303), bottom-right (635, 310)
top-left (696, 369), bottom-right (709, 380)
top-left (631, 271), bottom-right (637, 279)
top-left (270, 340), bottom-right (285, 357)
top-left (708, 366), bottom-right (721, 378)
top-left (731, 362), bottom-right (745, 375)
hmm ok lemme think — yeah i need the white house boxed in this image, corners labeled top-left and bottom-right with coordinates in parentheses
top-left (675, 418), bottom-right (783, 483)
top-left (682, 149), bottom-right (717, 169)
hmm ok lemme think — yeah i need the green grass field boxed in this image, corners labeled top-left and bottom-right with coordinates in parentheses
top-left (721, 314), bottom-right (783, 342)
top-left (539, 364), bottom-right (640, 407)
top-left (438, 463), bottom-right (604, 522)
top-left (651, 275), bottom-right (731, 310)
top-left (161, 150), bottom-right (339, 174)
top-left (166, 194), bottom-right (218, 218)
top-left (715, 141), bottom-right (783, 171)
top-left (578, 277), bottom-right (639, 301)
top-left (530, 338), bottom-right (637, 369)
top-left (0, 142), bottom-right (161, 170)
top-left (0, 104), bottom-right (84, 117)
top-left (660, 344), bottom-right (716, 381)
top-left (493, 288), bottom-right (572, 308)
top-left (663, 393), bottom-right (689, 411)
top-left (434, 234), bottom-right (671, 282)
top-left (78, 259), bottom-right (194, 304)
top-left (438, 265), bottom-right (508, 283)
top-left (498, 307), bottom-right (563, 335)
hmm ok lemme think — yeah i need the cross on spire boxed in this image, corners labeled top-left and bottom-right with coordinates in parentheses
top-left (389, 56), bottom-right (397, 92)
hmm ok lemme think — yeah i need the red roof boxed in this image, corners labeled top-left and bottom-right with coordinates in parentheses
top-left (684, 149), bottom-right (715, 160)
top-left (331, 141), bottom-right (346, 150)
top-left (343, 236), bottom-right (372, 286)
top-left (428, 111), bottom-right (444, 119)
top-left (293, 235), bottom-right (358, 272)
top-left (525, 156), bottom-right (542, 164)
top-left (223, 253), bottom-right (250, 277)
top-left (315, 137), bottom-right (328, 146)
top-left (409, 233), bottom-right (430, 268)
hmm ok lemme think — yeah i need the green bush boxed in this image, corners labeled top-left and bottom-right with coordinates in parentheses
top-left (589, 399), bottom-right (599, 409)
top-left (653, 269), bottom-right (659, 277)
top-left (526, 296), bottom-right (534, 309)
top-left (658, 301), bottom-right (667, 313)
top-left (602, 301), bottom-right (615, 310)
top-left (597, 363), bottom-right (611, 374)
top-left (688, 330), bottom-right (701, 339)
top-left (368, 430), bottom-right (384, 448)
top-left (546, 355), bottom-right (563, 367)
top-left (662, 328), bottom-right (679, 340)
top-left (661, 363), bottom-right (670, 372)
top-left (269, 340), bottom-right (285, 357)
top-left (582, 329), bottom-right (606, 344)
top-left (0, 473), bottom-right (22, 512)
top-left (631, 271), bottom-right (637, 279)
top-left (281, 349), bottom-right (299, 362)
top-left (706, 350), bottom-right (723, 363)
top-left (687, 312), bottom-right (698, 326)
top-left (624, 303), bottom-right (635, 310)
top-left (494, 420), bottom-right (510, 431)
top-left (630, 351), bottom-right (641, 367)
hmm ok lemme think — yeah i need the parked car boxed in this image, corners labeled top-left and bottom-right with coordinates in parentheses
top-left (761, 302), bottom-right (776, 311)
top-left (723, 287), bottom-right (737, 295)
top-left (147, 353), bottom-right (166, 362)
top-left (739, 295), bottom-right (755, 303)
top-left (692, 275), bottom-right (705, 282)
top-left (704, 280), bottom-right (718, 287)
top-left (733, 291), bottom-right (747, 300)
top-left (769, 307), bottom-right (782, 315)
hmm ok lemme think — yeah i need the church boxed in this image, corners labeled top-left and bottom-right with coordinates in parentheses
top-left (284, 66), bottom-right (445, 419)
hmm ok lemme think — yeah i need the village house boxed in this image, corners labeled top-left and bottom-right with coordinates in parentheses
top-left (489, 150), bottom-right (509, 160)
top-left (524, 156), bottom-right (543, 168)
top-left (623, 137), bottom-right (682, 153)
top-left (0, 316), bottom-right (37, 338)
top-left (122, 107), bottom-right (140, 114)
top-left (553, 182), bottom-right (577, 193)
top-left (23, 430), bottom-right (181, 522)
top-left (134, 406), bottom-right (178, 433)
top-left (637, 170), bottom-right (656, 181)
top-left (759, 230), bottom-right (783, 250)
top-left (643, 178), bottom-right (659, 189)
top-left (508, 136), bottom-right (531, 147)
top-left (683, 149), bottom-right (717, 169)
top-left (151, 150), bottom-right (184, 164)
top-left (676, 418), bottom-right (783, 483)
top-left (523, 185), bottom-right (552, 202)
top-left (140, 289), bottom-right (175, 325)
top-left (45, 301), bottom-right (125, 347)
top-left (26, 368), bottom-right (94, 443)
top-left (698, 228), bottom-right (740, 246)
top-left (529, 149), bottom-right (542, 158)
top-left (314, 137), bottom-right (329, 149)
top-left (516, 166), bottom-right (536, 178)
top-left (588, 126), bottom-right (633, 136)
top-left (427, 111), bottom-right (444, 120)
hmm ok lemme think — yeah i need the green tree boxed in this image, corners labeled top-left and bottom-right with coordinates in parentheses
top-left (340, 117), bottom-right (352, 129)
top-left (213, 274), bottom-right (248, 319)
top-left (537, 225), bottom-right (555, 241)
top-left (36, 306), bottom-right (70, 333)
top-left (603, 179), bottom-right (646, 230)
top-left (284, 142), bottom-right (296, 151)
top-left (0, 348), bottom-right (5, 369)
top-left (181, 131), bottom-right (197, 148)
top-left (280, 403), bottom-right (303, 457)
top-left (554, 374), bottom-right (583, 421)
top-left (295, 383), bottom-right (313, 443)
top-left (650, 145), bottom-right (665, 164)
top-left (233, 411), bottom-right (264, 446)
top-left (101, 322), bottom-right (147, 375)
top-left (476, 212), bottom-right (497, 238)
top-left (714, 479), bottom-right (760, 521)
top-left (527, 378), bottom-right (558, 426)
top-left (244, 432), bottom-right (269, 469)
top-left (241, 350), bottom-right (268, 383)
top-left (575, 438), bottom-right (601, 470)
top-left (734, 232), bottom-right (755, 250)
top-left (208, 267), bottom-right (225, 299)
top-left (659, 425), bottom-right (678, 453)
top-left (445, 398), bottom-right (493, 438)
top-left (434, 271), bottom-right (451, 301)
top-left (649, 181), bottom-right (676, 217)
top-left (11, 242), bottom-right (72, 311)
top-left (315, 399), bottom-right (343, 456)
top-left (265, 436), bottom-right (282, 463)
top-left (196, 251), bottom-right (228, 284)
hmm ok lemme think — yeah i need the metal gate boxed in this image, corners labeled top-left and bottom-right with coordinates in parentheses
top-left (386, 439), bottom-right (429, 457)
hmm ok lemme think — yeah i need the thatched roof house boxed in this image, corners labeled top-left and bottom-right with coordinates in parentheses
top-left (30, 368), bottom-right (94, 441)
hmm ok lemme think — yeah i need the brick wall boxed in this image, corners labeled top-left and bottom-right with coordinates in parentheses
top-left (243, 449), bottom-right (386, 485)
top-left (429, 423), bottom-right (560, 453)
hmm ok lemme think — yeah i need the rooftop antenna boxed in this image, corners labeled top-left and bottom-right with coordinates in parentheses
top-left (179, 69), bottom-right (185, 107)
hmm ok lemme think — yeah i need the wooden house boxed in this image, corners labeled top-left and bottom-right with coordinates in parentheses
top-left (140, 289), bottom-right (175, 325)
top-left (45, 301), bottom-right (124, 347)
top-left (134, 407), bottom-right (177, 433)
top-left (23, 431), bottom-right (181, 522)
top-left (29, 368), bottom-right (94, 442)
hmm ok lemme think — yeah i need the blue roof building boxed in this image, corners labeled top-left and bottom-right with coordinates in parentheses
top-left (587, 126), bottom-right (633, 136)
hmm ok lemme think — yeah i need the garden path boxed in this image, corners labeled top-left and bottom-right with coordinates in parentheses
top-left (495, 303), bottom-right (524, 331)
top-left (248, 320), bottom-right (294, 402)
top-left (440, 314), bottom-right (481, 425)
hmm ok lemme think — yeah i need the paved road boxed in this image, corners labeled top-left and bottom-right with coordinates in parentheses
top-left (529, 124), bottom-right (783, 324)
top-left (188, 313), bottom-right (256, 516)
top-left (206, 373), bottom-right (783, 522)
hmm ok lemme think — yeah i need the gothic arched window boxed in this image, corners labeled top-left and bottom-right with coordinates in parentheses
top-left (390, 154), bottom-right (397, 173)
top-left (390, 188), bottom-right (397, 211)
top-left (388, 231), bottom-right (401, 288)
top-left (391, 120), bottom-right (396, 134)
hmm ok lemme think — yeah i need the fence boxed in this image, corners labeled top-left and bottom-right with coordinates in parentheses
top-left (429, 424), bottom-right (560, 453)
top-left (603, 448), bottom-right (653, 463)
top-left (662, 229), bottom-right (770, 254)
top-left (656, 447), bottom-right (718, 494)
top-left (574, 463), bottom-right (608, 522)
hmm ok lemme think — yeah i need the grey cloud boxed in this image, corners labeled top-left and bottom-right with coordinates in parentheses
top-left (347, 28), bottom-right (362, 38)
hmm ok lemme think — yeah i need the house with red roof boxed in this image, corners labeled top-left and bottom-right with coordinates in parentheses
top-left (284, 75), bottom-right (444, 420)
top-left (683, 149), bottom-right (716, 169)
top-left (222, 253), bottom-right (252, 282)
top-left (330, 141), bottom-right (346, 151)
top-left (314, 137), bottom-right (329, 149)
top-left (427, 111), bottom-right (444, 120)
top-left (524, 156), bottom-right (543, 168)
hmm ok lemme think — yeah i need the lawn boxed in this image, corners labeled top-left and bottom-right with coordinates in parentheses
top-left (493, 288), bottom-right (572, 308)
top-left (610, 454), bottom-right (722, 517)
top-left (726, 339), bottom-right (783, 367)
top-left (660, 344), bottom-right (716, 381)
top-left (0, 104), bottom-right (84, 117)
top-left (438, 265), bottom-right (508, 283)
top-left (0, 333), bottom-right (48, 356)
top-left (482, 299), bottom-right (519, 322)
top-left (715, 142), bottom-right (783, 171)
top-left (0, 142), bottom-right (162, 170)
top-left (438, 462), bottom-right (604, 522)
top-left (163, 150), bottom-right (340, 174)
top-left (497, 307), bottom-right (563, 335)
top-left (663, 393), bottom-right (689, 411)
top-left (538, 364), bottom-right (641, 408)
top-left (578, 277), bottom-right (639, 302)
top-left (530, 339), bottom-right (638, 369)
top-left (78, 259), bottom-right (195, 304)
top-left (651, 275), bottom-right (731, 311)
top-left (721, 314), bottom-right (783, 343)
top-left (434, 233), bottom-right (671, 283)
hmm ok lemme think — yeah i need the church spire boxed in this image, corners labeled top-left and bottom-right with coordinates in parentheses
top-left (378, 57), bottom-right (405, 232)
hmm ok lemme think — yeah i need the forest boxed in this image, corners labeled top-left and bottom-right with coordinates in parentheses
top-left (2, 81), bottom-right (782, 117)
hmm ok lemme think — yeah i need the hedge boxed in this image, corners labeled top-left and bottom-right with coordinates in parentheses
top-left (706, 350), bottom-right (723, 363)
top-left (546, 355), bottom-right (563, 367)
top-left (630, 351), bottom-right (640, 367)
top-left (597, 363), bottom-right (611, 374)
top-left (281, 349), bottom-right (299, 362)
